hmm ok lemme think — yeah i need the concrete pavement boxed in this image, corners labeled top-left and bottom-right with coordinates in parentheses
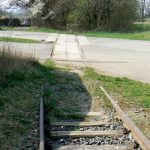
top-left (52, 34), bottom-right (82, 61)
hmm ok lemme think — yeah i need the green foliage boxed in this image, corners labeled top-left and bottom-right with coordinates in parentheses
top-left (32, 0), bottom-right (138, 31)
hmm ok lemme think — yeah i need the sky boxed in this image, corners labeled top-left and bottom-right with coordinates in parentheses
top-left (0, 0), bottom-right (29, 14)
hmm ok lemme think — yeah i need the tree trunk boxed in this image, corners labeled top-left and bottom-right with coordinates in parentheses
top-left (141, 0), bottom-right (146, 22)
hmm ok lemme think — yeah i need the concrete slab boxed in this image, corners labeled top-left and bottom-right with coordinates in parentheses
top-left (53, 34), bottom-right (82, 61)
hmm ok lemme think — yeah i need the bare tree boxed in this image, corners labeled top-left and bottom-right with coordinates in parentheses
top-left (0, 7), bottom-right (3, 18)
top-left (0, 3), bottom-right (4, 29)
top-left (145, 0), bottom-right (150, 16)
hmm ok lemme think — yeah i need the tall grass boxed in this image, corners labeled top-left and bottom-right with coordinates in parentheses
top-left (0, 45), bottom-right (37, 89)
top-left (0, 46), bottom-right (41, 149)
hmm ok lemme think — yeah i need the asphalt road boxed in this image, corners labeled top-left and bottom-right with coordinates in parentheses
top-left (0, 31), bottom-right (56, 61)
top-left (80, 37), bottom-right (150, 83)
top-left (0, 31), bottom-right (150, 83)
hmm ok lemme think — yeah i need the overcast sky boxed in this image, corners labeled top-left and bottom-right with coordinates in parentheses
top-left (0, 0), bottom-right (28, 14)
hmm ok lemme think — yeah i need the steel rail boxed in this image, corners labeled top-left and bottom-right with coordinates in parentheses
top-left (39, 88), bottom-right (44, 150)
top-left (100, 86), bottom-right (150, 150)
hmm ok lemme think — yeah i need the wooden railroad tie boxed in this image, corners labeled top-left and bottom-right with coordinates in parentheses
top-left (51, 130), bottom-right (123, 138)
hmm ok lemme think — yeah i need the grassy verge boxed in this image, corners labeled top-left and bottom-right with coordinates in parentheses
top-left (84, 67), bottom-right (150, 108)
top-left (0, 37), bottom-right (40, 43)
top-left (28, 27), bottom-right (61, 33)
top-left (83, 23), bottom-right (150, 41)
top-left (2, 22), bottom-right (150, 41)
top-left (0, 48), bottom-right (55, 149)
top-left (83, 67), bottom-right (150, 138)
top-left (83, 31), bottom-right (150, 41)
top-left (1, 26), bottom-right (69, 34)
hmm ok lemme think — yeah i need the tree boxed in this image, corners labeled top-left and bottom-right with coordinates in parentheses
top-left (145, 0), bottom-right (150, 17)
top-left (30, 0), bottom-right (74, 29)
top-left (0, 7), bottom-right (4, 18)
top-left (0, 2), bottom-right (4, 29)
top-left (141, 0), bottom-right (146, 21)
top-left (68, 0), bottom-right (138, 31)
top-left (6, 0), bottom-right (139, 31)
top-left (0, 0), bottom-right (6, 18)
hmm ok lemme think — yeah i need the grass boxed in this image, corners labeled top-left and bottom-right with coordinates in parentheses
top-left (83, 31), bottom-right (150, 40)
top-left (1, 26), bottom-right (70, 34)
top-left (2, 22), bottom-right (150, 41)
top-left (43, 69), bottom-right (91, 121)
top-left (83, 67), bottom-right (150, 138)
top-left (0, 47), bottom-right (96, 149)
top-left (0, 48), bottom-right (55, 149)
top-left (1, 46), bottom-right (150, 148)
top-left (28, 27), bottom-right (61, 33)
top-left (0, 37), bottom-right (40, 43)
top-left (83, 67), bottom-right (150, 108)
top-left (83, 23), bottom-right (150, 41)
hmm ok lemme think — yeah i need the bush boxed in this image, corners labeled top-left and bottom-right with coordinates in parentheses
top-left (68, 0), bottom-right (138, 31)
top-left (32, 0), bottom-right (138, 31)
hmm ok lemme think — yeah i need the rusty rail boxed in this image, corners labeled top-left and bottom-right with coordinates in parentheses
top-left (39, 89), bottom-right (44, 150)
top-left (100, 86), bottom-right (150, 150)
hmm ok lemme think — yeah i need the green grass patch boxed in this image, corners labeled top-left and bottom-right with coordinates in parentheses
top-left (82, 22), bottom-right (150, 41)
top-left (84, 68), bottom-right (150, 108)
top-left (83, 31), bottom-right (150, 41)
top-left (28, 27), bottom-right (61, 33)
top-left (1, 48), bottom-right (94, 149)
top-left (0, 48), bottom-right (56, 149)
top-left (2, 22), bottom-right (150, 41)
top-left (0, 37), bottom-right (40, 43)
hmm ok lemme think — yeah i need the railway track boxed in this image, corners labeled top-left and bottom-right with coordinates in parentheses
top-left (39, 35), bottom-right (150, 150)
top-left (39, 86), bottom-right (150, 150)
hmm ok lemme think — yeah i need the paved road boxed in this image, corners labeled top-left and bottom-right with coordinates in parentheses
top-left (0, 31), bottom-right (150, 83)
top-left (52, 34), bottom-right (150, 83)
top-left (0, 31), bottom-right (57, 61)
top-left (79, 37), bottom-right (150, 83)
